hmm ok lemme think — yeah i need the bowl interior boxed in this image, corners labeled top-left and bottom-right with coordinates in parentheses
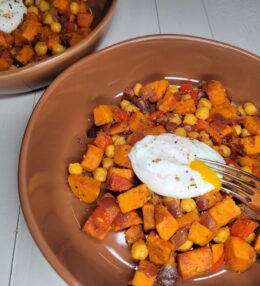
top-left (19, 35), bottom-right (260, 286)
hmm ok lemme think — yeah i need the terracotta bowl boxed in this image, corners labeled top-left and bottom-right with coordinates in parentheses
top-left (19, 35), bottom-right (260, 285)
top-left (0, 0), bottom-right (116, 95)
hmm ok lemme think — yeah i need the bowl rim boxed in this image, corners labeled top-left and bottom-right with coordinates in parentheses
top-left (0, 0), bottom-right (117, 79)
top-left (18, 34), bottom-right (260, 285)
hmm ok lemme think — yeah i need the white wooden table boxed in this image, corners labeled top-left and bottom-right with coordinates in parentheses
top-left (1, 1), bottom-right (260, 285)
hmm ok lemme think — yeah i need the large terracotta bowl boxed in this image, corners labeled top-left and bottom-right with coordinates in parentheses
top-left (0, 0), bottom-right (116, 95)
top-left (19, 35), bottom-right (260, 285)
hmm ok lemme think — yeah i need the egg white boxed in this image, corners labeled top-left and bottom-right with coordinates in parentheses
top-left (128, 134), bottom-right (225, 199)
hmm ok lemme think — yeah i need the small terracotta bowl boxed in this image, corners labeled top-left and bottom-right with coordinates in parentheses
top-left (19, 35), bottom-right (260, 286)
top-left (0, 0), bottom-right (116, 95)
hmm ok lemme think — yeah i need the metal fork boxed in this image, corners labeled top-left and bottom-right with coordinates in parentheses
top-left (197, 157), bottom-right (260, 213)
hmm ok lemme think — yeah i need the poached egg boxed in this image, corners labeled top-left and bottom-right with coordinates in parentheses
top-left (0, 0), bottom-right (27, 33)
top-left (128, 134), bottom-right (225, 199)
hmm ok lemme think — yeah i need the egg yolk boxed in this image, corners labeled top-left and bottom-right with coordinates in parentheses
top-left (189, 160), bottom-right (222, 192)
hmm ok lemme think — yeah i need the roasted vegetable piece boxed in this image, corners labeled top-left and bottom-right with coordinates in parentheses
top-left (107, 167), bottom-right (134, 191)
top-left (16, 46), bottom-right (34, 65)
top-left (240, 135), bottom-right (260, 154)
top-left (82, 197), bottom-right (120, 240)
top-left (93, 105), bottom-right (114, 126)
top-left (68, 174), bottom-right (100, 203)
top-left (188, 221), bottom-right (213, 246)
top-left (176, 212), bottom-right (199, 229)
top-left (147, 232), bottom-right (174, 265)
top-left (211, 103), bottom-right (238, 119)
top-left (140, 80), bottom-right (169, 103)
top-left (111, 210), bottom-right (142, 231)
top-left (117, 184), bottom-right (151, 213)
top-left (177, 247), bottom-right (213, 279)
top-left (211, 243), bottom-right (225, 272)
top-left (171, 227), bottom-right (189, 250)
top-left (164, 198), bottom-right (182, 218)
top-left (157, 88), bottom-right (178, 113)
top-left (114, 144), bottom-right (132, 168)
top-left (230, 219), bottom-right (259, 240)
top-left (199, 212), bottom-right (218, 231)
top-left (109, 121), bottom-right (128, 135)
top-left (142, 203), bottom-right (155, 231)
top-left (196, 191), bottom-right (223, 211)
top-left (205, 80), bottom-right (227, 107)
top-left (81, 144), bottom-right (104, 171)
top-left (132, 260), bottom-right (158, 286)
top-left (254, 234), bottom-right (260, 253)
top-left (155, 204), bottom-right (179, 241)
top-left (20, 13), bottom-right (42, 42)
top-left (77, 13), bottom-right (93, 28)
top-left (93, 131), bottom-right (113, 149)
top-left (129, 111), bottom-right (151, 133)
top-left (225, 236), bottom-right (256, 272)
top-left (143, 125), bottom-right (166, 136)
top-left (209, 197), bottom-right (241, 227)
top-left (173, 99), bottom-right (196, 115)
top-left (155, 262), bottom-right (179, 286)
top-left (125, 225), bottom-right (145, 245)
top-left (243, 116), bottom-right (260, 135)
top-left (53, 0), bottom-right (69, 12)
top-left (196, 119), bottom-right (222, 144)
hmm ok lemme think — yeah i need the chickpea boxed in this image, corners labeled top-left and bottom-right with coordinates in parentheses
top-left (245, 232), bottom-right (255, 244)
top-left (39, 0), bottom-right (49, 12)
top-left (243, 102), bottom-right (258, 116)
top-left (35, 41), bottom-right (48, 56)
top-left (169, 114), bottom-right (182, 125)
top-left (25, 0), bottom-right (34, 6)
top-left (183, 114), bottom-right (197, 125)
top-left (182, 93), bottom-right (191, 101)
top-left (102, 158), bottom-right (114, 169)
top-left (27, 5), bottom-right (38, 14)
top-left (68, 163), bottom-right (82, 175)
top-left (114, 136), bottom-right (126, 145)
top-left (93, 167), bottom-right (107, 182)
top-left (196, 106), bottom-right (210, 120)
top-left (168, 85), bottom-right (179, 93)
top-left (120, 99), bottom-right (131, 110)
top-left (177, 240), bottom-right (193, 252)
top-left (241, 166), bottom-right (252, 174)
top-left (232, 124), bottom-right (242, 136)
top-left (200, 131), bottom-right (210, 140)
top-left (241, 128), bottom-right (251, 137)
top-left (105, 145), bottom-right (115, 158)
top-left (10, 65), bottom-right (17, 70)
top-left (213, 227), bottom-right (230, 243)
top-left (219, 145), bottom-right (231, 157)
top-left (70, 1), bottom-right (80, 15)
top-left (198, 98), bottom-right (212, 109)
top-left (180, 198), bottom-right (196, 213)
top-left (52, 43), bottom-right (65, 54)
top-left (131, 240), bottom-right (148, 260)
top-left (188, 131), bottom-right (200, 139)
top-left (35, 0), bottom-right (41, 6)
top-left (238, 105), bottom-right (246, 116)
top-left (174, 127), bottom-right (186, 137)
top-left (133, 83), bottom-right (143, 96)
top-left (51, 22), bottom-right (62, 33)
top-left (125, 104), bottom-right (139, 113)
top-left (44, 13), bottom-right (53, 25)
top-left (203, 138), bottom-right (213, 146)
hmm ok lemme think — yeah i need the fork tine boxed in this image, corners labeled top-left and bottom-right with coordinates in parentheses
top-left (222, 179), bottom-right (254, 195)
top-left (197, 157), bottom-right (260, 182)
top-left (221, 186), bottom-right (250, 203)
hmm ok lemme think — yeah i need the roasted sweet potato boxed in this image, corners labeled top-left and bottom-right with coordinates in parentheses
top-left (111, 210), bottom-right (142, 231)
top-left (196, 191), bottom-right (223, 211)
top-left (155, 262), bottom-right (178, 286)
top-left (163, 198), bottom-right (182, 218)
top-left (93, 105), bottom-right (114, 126)
top-left (225, 236), bottom-right (256, 272)
top-left (77, 13), bottom-right (93, 28)
top-left (53, 0), bottom-right (69, 12)
top-left (20, 13), bottom-right (42, 42)
top-left (157, 88), bottom-right (178, 113)
top-left (199, 212), bottom-right (218, 231)
top-left (171, 228), bottom-right (189, 250)
top-left (16, 45), bottom-right (34, 65)
top-left (147, 232), bottom-right (174, 265)
top-left (82, 196), bottom-right (120, 240)
top-left (109, 121), bottom-right (128, 135)
top-left (196, 119), bottom-right (222, 144)
top-left (205, 80), bottom-right (227, 107)
top-left (230, 219), bottom-right (259, 240)
top-left (211, 103), bottom-right (238, 119)
top-left (81, 144), bottom-right (104, 171)
top-left (107, 167), bottom-right (134, 191)
top-left (173, 99), bottom-right (196, 114)
top-left (155, 204), bottom-right (179, 241)
top-left (143, 125), bottom-right (166, 136)
top-left (188, 221), bottom-right (213, 246)
top-left (177, 247), bottom-right (213, 279)
top-left (0, 50), bottom-right (13, 70)
top-left (176, 212), bottom-right (199, 229)
top-left (142, 203), bottom-right (155, 231)
top-left (211, 243), bottom-right (225, 272)
top-left (132, 260), bottom-right (158, 286)
top-left (240, 135), bottom-right (260, 154)
top-left (68, 174), bottom-right (100, 203)
top-left (243, 116), bottom-right (260, 135)
top-left (125, 225), bottom-right (145, 245)
top-left (117, 184), bottom-right (151, 213)
top-left (140, 80), bottom-right (169, 103)
top-left (129, 111), bottom-right (151, 133)
top-left (0, 31), bottom-right (14, 48)
top-left (93, 131), bottom-right (113, 149)
top-left (209, 197), bottom-right (241, 227)
top-left (114, 144), bottom-right (132, 168)
top-left (254, 234), bottom-right (260, 253)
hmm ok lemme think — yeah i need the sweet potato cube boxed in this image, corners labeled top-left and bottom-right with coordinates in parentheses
top-left (188, 221), bottom-right (213, 246)
top-left (117, 184), bottom-right (151, 213)
top-left (125, 225), bottom-right (144, 245)
top-left (157, 88), bottom-right (178, 113)
top-left (225, 236), bottom-right (256, 272)
top-left (176, 212), bottom-right (199, 229)
top-left (155, 204), bottom-right (179, 241)
top-left (77, 13), bottom-right (93, 28)
top-left (205, 80), bottom-right (227, 107)
top-left (132, 260), bottom-right (158, 286)
top-left (142, 203), bottom-right (155, 231)
top-left (140, 80), bottom-right (169, 103)
top-left (111, 210), bottom-right (142, 231)
top-left (108, 121), bottom-right (128, 135)
top-left (254, 234), bottom-right (260, 254)
top-left (230, 219), bottom-right (259, 240)
top-left (114, 144), bottom-right (132, 168)
top-left (143, 125), bottom-right (166, 136)
top-left (16, 46), bottom-right (34, 65)
top-left (241, 135), bottom-right (260, 155)
top-left (53, 0), bottom-right (69, 12)
top-left (177, 247), bottom-right (213, 279)
top-left (147, 232), bottom-right (173, 265)
top-left (0, 57), bottom-right (11, 70)
top-left (212, 243), bottom-right (224, 264)
top-left (107, 167), bottom-right (134, 191)
top-left (243, 116), bottom-right (260, 135)
top-left (196, 191), bottom-right (223, 211)
top-left (81, 144), bottom-right (104, 171)
top-left (173, 99), bottom-right (196, 114)
top-left (93, 105), bottom-right (114, 126)
top-left (68, 174), bottom-right (100, 203)
top-left (82, 196), bottom-right (120, 240)
top-left (20, 13), bottom-right (42, 42)
top-left (211, 103), bottom-right (238, 119)
top-left (209, 197), bottom-right (241, 227)
top-left (129, 111), bottom-right (151, 133)
top-left (93, 131), bottom-right (113, 149)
